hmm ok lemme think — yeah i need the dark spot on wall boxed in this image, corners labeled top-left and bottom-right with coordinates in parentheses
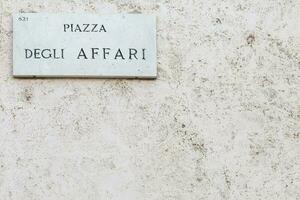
top-left (293, 132), bottom-right (300, 139)
top-left (223, 169), bottom-right (231, 189)
top-left (286, 132), bottom-right (300, 140)
top-left (192, 143), bottom-right (207, 155)
top-left (196, 177), bottom-right (202, 182)
top-left (247, 34), bottom-right (255, 45)
top-left (23, 88), bottom-right (33, 103)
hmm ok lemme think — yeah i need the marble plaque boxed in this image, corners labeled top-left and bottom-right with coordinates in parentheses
top-left (13, 14), bottom-right (156, 78)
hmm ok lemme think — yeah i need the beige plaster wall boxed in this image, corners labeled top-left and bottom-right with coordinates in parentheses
top-left (0, 0), bottom-right (299, 199)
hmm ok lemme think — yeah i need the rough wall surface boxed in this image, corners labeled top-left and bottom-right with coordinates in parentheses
top-left (0, 0), bottom-right (299, 199)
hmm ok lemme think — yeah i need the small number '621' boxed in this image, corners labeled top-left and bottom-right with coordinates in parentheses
top-left (18, 17), bottom-right (28, 21)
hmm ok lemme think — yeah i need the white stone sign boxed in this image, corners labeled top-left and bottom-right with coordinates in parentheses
top-left (13, 14), bottom-right (157, 78)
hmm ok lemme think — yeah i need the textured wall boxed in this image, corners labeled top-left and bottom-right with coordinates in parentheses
top-left (0, 0), bottom-right (299, 199)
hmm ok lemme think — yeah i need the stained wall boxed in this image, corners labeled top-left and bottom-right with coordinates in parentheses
top-left (0, 1), bottom-right (299, 199)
